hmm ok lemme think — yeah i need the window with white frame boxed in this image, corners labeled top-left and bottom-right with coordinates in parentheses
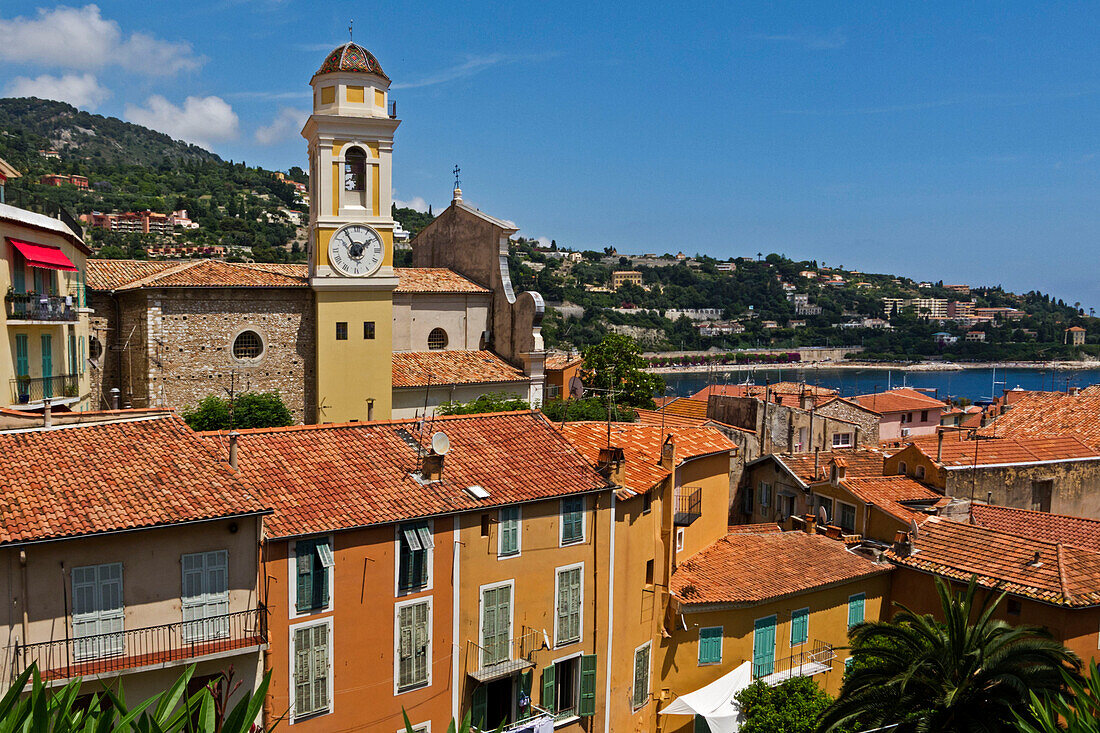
top-left (675, 527), bottom-right (685, 553)
top-left (292, 621), bottom-right (331, 720)
top-left (632, 642), bottom-right (651, 709)
top-left (398, 522), bottom-right (433, 594)
top-left (181, 550), bottom-right (229, 642)
top-left (396, 599), bottom-right (431, 691)
top-left (832, 433), bottom-right (853, 448)
top-left (294, 537), bottom-right (333, 614)
top-left (498, 506), bottom-right (520, 557)
top-left (555, 565), bottom-right (582, 646)
top-left (71, 562), bottom-right (124, 661)
top-left (560, 496), bottom-right (585, 545)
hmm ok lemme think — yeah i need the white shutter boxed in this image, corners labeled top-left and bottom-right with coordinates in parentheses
top-left (403, 526), bottom-right (422, 551)
top-left (312, 624), bottom-right (328, 709)
top-left (205, 550), bottom-right (229, 639)
top-left (71, 566), bottom-right (99, 661)
top-left (72, 563), bottom-right (124, 660)
top-left (294, 627), bottom-right (313, 715)
top-left (181, 553), bottom-right (205, 641)
top-left (568, 569), bottom-right (582, 642)
top-left (415, 525), bottom-right (434, 550)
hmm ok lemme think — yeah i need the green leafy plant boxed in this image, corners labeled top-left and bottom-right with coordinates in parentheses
top-left (1016, 659), bottom-right (1100, 733)
top-left (735, 676), bottom-right (837, 733)
top-left (437, 392), bottom-right (531, 415)
top-left (182, 391), bottom-right (293, 431)
top-left (818, 576), bottom-right (1079, 733)
top-left (579, 333), bottom-right (664, 409)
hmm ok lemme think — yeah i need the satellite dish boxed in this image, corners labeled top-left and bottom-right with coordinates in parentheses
top-left (568, 374), bottom-right (585, 400)
top-left (909, 518), bottom-right (920, 539)
top-left (431, 431), bottom-right (451, 455)
top-left (817, 505), bottom-right (828, 525)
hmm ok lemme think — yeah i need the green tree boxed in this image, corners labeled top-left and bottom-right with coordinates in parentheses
top-left (735, 677), bottom-right (835, 733)
top-left (182, 395), bottom-right (232, 431)
top-left (437, 392), bottom-right (531, 415)
top-left (580, 334), bottom-right (664, 409)
top-left (818, 576), bottom-right (1079, 733)
top-left (540, 397), bottom-right (637, 422)
top-left (181, 391), bottom-right (293, 431)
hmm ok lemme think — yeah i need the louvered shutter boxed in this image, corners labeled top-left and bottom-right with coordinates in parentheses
top-left (294, 627), bottom-right (313, 715)
top-left (556, 573), bottom-right (570, 644)
top-left (472, 685), bottom-right (487, 729)
top-left (181, 553), bottom-right (205, 641)
top-left (97, 563), bottom-right (124, 656)
top-left (14, 335), bottom-right (28, 377)
top-left (497, 586), bottom-right (511, 662)
top-left (541, 665), bottom-right (556, 712)
top-left (313, 542), bottom-right (329, 610)
top-left (848, 594), bottom-right (865, 628)
top-left (311, 624), bottom-right (328, 709)
top-left (578, 655), bottom-right (597, 717)
top-left (296, 540), bottom-right (314, 613)
top-left (205, 550), bottom-right (229, 638)
top-left (71, 565), bottom-right (99, 661)
top-left (568, 569), bottom-right (581, 642)
top-left (633, 645), bottom-right (649, 707)
top-left (791, 609), bottom-right (808, 645)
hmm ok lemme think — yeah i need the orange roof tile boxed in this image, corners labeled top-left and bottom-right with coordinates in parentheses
top-left (559, 422), bottom-right (736, 493)
top-left (634, 409), bottom-right (758, 436)
top-left (887, 517), bottom-right (1100, 607)
top-left (904, 435), bottom-right (1100, 468)
top-left (767, 449), bottom-right (886, 485)
top-left (671, 529), bottom-right (891, 605)
top-left (0, 416), bottom-right (267, 545)
top-left (970, 504), bottom-right (1100, 553)
top-left (545, 352), bottom-right (583, 371)
top-left (87, 259), bottom-right (483, 294)
top-left (202, 411), bottom-right (606, 539)
top-left (392, 350), bottom-right (528, 388)
top-left (833, 476), bottom-right (948, 525)
top-left (691, 382), bottom-right (837, 401)
top-left (981, 391), bottom-right (1100, 449)
top-left (855, 387), bottom-right (947, 414)
top-left (657, 397), bottom-right (709, 420)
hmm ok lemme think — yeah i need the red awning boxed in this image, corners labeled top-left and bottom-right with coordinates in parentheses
top-left (7, 238), bottom-right (77, 272)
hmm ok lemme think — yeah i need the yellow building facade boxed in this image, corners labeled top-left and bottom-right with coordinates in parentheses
top-left (1, 202), bottom-right (92, 412)
top-left (303, 43), bottom-right (400, 422)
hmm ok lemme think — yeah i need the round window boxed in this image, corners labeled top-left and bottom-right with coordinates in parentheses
top-left (427, 327), bottom-right (448, 350)
top-left (89, 336), bottom-right (103, 360)
top-left (233, 330), bottom-right (263, 360)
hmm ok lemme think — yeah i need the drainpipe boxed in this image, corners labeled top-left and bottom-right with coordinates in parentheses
top-left (19, 551), bottom-right (29, 650)
top-left (603, 490), bottom-right (616, 732)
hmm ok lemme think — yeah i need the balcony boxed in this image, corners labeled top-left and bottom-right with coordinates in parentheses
top-left (673, 486), bottom-right (702, 526)
top-left (466, 627), bottom-right (544, 684)
top-left (5, 293), bottom-right (78, 322)
top-left (11, 374), bottom-right (79, 405)
top-left (8, 607), bottom-right (267, 683)
top-left (758, 640), bottom-right (835, 686)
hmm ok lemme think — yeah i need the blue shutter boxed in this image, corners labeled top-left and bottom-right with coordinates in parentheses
top-left (752, 616), bottom-right (776, 678)
top-left (14, 335), bottom-right (28, 376)
top-left (848, 594), bottom-right (865, 628)
top-left (790, 608), bottom-right (809, 646)
top-left (698, 627), bottom-right (722, 665)
top-left (41, 334), bottom-right (52, 397)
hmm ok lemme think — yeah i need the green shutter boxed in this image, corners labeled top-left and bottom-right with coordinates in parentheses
top-left (294, 626), bottom-right (312, 714)
top-left (633, 645), bottom-right (649, 708)
top-left (541, 664), bottom-right (556, 712)
top-left (698, 627), bottom-right (722, 665)
top-left (791, 608), bottom-right (808, 646)
top-left (15, 335), bottom-right (28, 377)
top-left (79, 336), bottom-right (85, 375)
top-left (471, 684), bottom-right (487, 729)
top-left (848, 594), bottom-right (865, 628)
top-left (519, 669), bottom-right (533, 713)
top-left (41, 334), bottom-right (52, 397)
top-left (579, 654), bottom-right (597, 717)
top-left (68, 330), bottom-right (77, 375)
top-left (313, 541), bottom-right (329, 609)
top-left (311, 624), bottom-right (328, 709)
top-left (12, 253), bottom-right (24, 293)
top-left (752, 616), bottom-right (776, 678)
top-left (296, 539), bottom-right (315, 613)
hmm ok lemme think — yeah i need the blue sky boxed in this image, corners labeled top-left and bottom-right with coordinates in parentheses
top-left (3, 2), bottom-right (1100, 307)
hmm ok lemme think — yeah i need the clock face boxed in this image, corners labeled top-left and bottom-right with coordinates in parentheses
top-left (328, 223), bottom-right (384, 277)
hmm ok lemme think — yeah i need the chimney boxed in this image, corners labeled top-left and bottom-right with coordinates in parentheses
top-left (597, 446), bottom-right (626, 486)
top-left (42, 399), bottom-right (52, 429)
top-left (892, 530), bottom-right (913, 557)
top-left (660, 434), bottom-right (675, 471)
top-left (228, 431), bottom-right (239, 470)
top-left (803, 513), bottom-right (817, 535)
top-left (937, 430), bottom-right (944, 462)
top-left (109, 387), bottom-right (120, 410)
top-left (421, 452), bottom-right (444, 481)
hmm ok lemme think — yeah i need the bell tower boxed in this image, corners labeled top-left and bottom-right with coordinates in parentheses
top-left (302, 41), bottom-right (400, 422)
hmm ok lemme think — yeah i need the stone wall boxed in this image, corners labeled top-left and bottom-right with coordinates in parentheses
top-left (946, 461), bottom-right (1100, 519)
top-left (816, 399), bottom-right (881, 445)
top-left (706, 395), bottom-right (869, 454)
top-left (91, 288), bottom-right (315, 423)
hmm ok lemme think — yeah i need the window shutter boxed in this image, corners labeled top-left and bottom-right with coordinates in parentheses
top-left (314, 546), bottom-right (329, 610)
top-left (294, 627), bottom-right (313, 715)
top-left (541, 664), bottom-right (556, 712)
top-left (472, 684), bottom-right (488, 729)
top-left (15, 335), bottom-right (28, 377)
top-left (556, 573), bottom-right (569, 643)
top-left (400, 623), bottom-right (413, 659)
top-left (579, 654), bottom-right (597, 717)
top-left (312, 624), bottom-right (328, 709)
top-left (296, 541), bottom-right (314, 613)
top-left (791, 609), bottom-right (808, 646)
top-left (848, 594), bottom-right (865, 627)
top-left (633, 645), bottom-right (649, 707)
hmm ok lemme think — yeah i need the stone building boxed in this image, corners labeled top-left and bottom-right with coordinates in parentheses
top-left (705, 394), bottom-right (876, 455)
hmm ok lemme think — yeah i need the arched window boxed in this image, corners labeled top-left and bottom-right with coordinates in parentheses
top-left (897, 461), bottom-right (907, 476)
top-left (233, 330), bottom-right (263, 360)
top-left (344, 147), bottom-right (366, 191)
top-left (915, 465), bottom-right (926, 480)
top-left (427, 328), bottom-right (448, 351)
top-left (88, 336), bottom-right (103, 361)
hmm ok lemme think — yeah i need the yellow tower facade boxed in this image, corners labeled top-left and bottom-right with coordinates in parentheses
top-left (302, 42), bottom-right (400, 422)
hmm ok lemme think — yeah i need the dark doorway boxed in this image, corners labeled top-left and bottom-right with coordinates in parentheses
top-left (484, 675), bottom-right (514, 730)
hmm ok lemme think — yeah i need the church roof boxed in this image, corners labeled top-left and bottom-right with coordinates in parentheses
top-left (392, 350), bottom-right (528, 389)
top-left (315, 42), bottom-right (388, 80)
top-left (86, 259), bottom-right (485, 294)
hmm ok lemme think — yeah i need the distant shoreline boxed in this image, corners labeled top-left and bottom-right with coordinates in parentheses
top-left (646, 360), bottom-right (1100, 375)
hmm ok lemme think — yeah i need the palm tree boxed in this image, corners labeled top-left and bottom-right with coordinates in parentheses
top-left (817, 576), bottom-right (1080, 733)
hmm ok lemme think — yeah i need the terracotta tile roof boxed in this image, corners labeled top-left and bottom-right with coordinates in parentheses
top-left (904, 435), bottom-right (1100, 467)
top-left (0, 416), bottom-right (267, 545)
top-left (886, 516), bottom-right (1100, 607)
top-left (633, 408), bottom-right (755, 435)
top-left (817, 396), bottom-right (882, 415)
top-left (970, 504), bottom-right (1100, 553)
top-left (855, 387), bottom-right (947, 414)
top-left (657, 397), bottom-right (709, 420)
top-left (545, 352), bottom-right (583, 371)
top-left (393, 268), bottom-right (488, 294)
top-left (672, 529), bottom-right (892, 606)
top-left (770, 449), bottom-right (886, 485)
top-left (833, 476), bottom-right (948, 525)
top-left (559, 422), bottom-right (736, 493)
top-left (88, 259), bottom-right (483, 294)
top-left (201, 411), bottom-right (606, 539)
top-left (691, 382), bottom-right (837, 401)
top-left (392, 350), bottom-right (528, 388)
top-left (981, 391), bottom-right (1100, 449)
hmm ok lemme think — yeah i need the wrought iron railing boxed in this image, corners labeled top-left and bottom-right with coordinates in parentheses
top-left (3, 187), bottom-right (83, 239)
top-left (674, 486), bottom-right (702, 526)
top-left (11, 374), bottom-right (79, 404)
top-left (466, 627), bottom-right (544, 683)
top-left (757, 639), bottom-right (835, 684)
top-left (5, 292), bottom-right (78, 321)
top-left (8, 607), bottom-right (266, 682)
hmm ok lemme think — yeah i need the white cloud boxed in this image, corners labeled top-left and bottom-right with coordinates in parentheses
top-left (0, 4), bottom-right (202, 76)
top-left (5, 73), bottom-right (110, 110)
top-left (394, 196), bottom-right (429, 212)
top-left (125, 95), bottom-right (239, 150)
top-left (254, 107), bottom-right (308, 145)
top-left (391, 52), bottom-right (556, 90)
top-left (536, 236), bottom-right (552, 248)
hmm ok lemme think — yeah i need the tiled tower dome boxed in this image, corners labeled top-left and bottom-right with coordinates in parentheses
top-left (314, 42), bottom-right (388, 80)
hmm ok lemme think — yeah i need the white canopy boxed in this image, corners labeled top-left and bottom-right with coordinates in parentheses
top-left (658, 661), bottom-right (752, 733)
